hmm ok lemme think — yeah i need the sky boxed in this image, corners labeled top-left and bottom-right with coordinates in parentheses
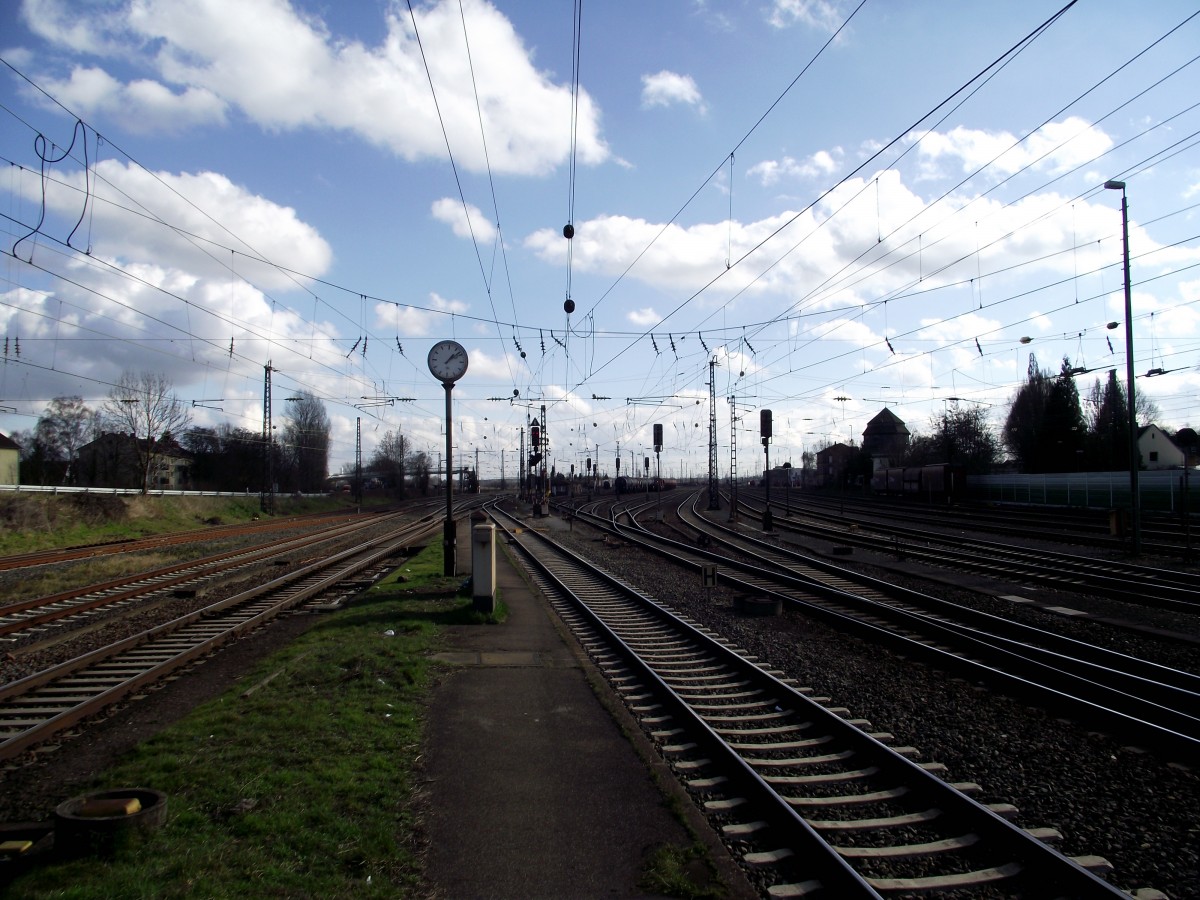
top-left (2, 0), bottom-right (1200, 483)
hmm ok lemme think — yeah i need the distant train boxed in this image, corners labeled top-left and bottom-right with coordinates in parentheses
top-left (613, 476), bottom-right (677, 494)
top-left (870, 463), bottom-right (966, 502)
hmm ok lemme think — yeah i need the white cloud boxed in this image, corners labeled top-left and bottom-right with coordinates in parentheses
top-left (641, 71), bottom-right (706, 114)
top-left (0, 286), bottom-right (52, 335)
top-left (525, 209), bottom-right (836, 305)
top-left (915, 118), bottom-right (1114, 180)
top-left (29, 159), bottom-right (333, 290)
top-left (374, 292), bottom-right (469, 338)
top-left (431, 197), bottom-right (497, 243)
top-left (627, 307), bottom-right (659, 327)
top-left (0, 157), bottom-right (337, 394)
top-left (24, 0), bottom-right (608, 175)
top-left (748, 149), bottom-right (841, 186)
top-left (20, 0), bottom-right (131, 55)
top-left (809, 316), bottom-right (876, 348)
top-left (523, 164), bottom-right (1195, 333)
top-left (916, 312), bottom-right (1002, 345)
top-left (39, 66), bottom-right (227, 133)
top-left (767, 0), bottom-right (844, 31)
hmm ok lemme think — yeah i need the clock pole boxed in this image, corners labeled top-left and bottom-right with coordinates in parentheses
top-left (427, 339), bottom-right (467, 576)
top-left (443, 379), bottom-right (455, 576)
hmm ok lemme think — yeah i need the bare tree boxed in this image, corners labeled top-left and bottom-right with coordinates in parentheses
top-left (280, 391), bottom-right (331, 493)
top-left (35, 396), bottom-right (97, 484)
top-left (411, 451), bottom-right (432, 495)
top-left (370, 429), bottom-right (410, 497)
top-left (103, 371), bottom-right (191, 493)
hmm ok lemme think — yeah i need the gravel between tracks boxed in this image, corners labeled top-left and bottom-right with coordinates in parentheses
top-left (2, 505), bottom-right (1197, 896)
top-left (552, 512), bottom-right (1200, 898)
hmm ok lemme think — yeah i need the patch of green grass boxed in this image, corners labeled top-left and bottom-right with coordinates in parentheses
top-left (3, 541), bottom-right (486, 900)
top-left (368, 556), bottom-right (508, 625)
top-left (0, 494), bottom-right (356, 556)
top-left (639, 843), bottom-right (726, 899)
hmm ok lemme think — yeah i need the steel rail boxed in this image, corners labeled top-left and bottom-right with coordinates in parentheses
top-left (489, 502), bottom-right (1125, 898)
top-left (667, 498), bottom-right (1200, 699)
top-left (0, 512), bottom-right (445, 762)
top-left (0, 507), bottom-right (377, 573)
top-left (733, 492), bottom-right (1200, 612)
top-left (563, 495), bottom-right (1200, 761)
top-left (0, 512), bottom-right (409, 637)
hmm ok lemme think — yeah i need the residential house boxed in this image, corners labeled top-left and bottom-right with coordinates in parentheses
top-left (0, 432), bottom-right (19, 486)
top-left (1137, 424), bottom-right (1184, 470)
top-left (75, 433), bottom-right (192, 490)
top-left (815, 442), bottom-right (857, 488)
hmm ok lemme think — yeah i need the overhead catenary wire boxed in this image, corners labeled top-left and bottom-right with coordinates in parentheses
top-left (565, 0), bottom-right (1083, 398)
top-left (2, 4), bottom-right (1198, 464)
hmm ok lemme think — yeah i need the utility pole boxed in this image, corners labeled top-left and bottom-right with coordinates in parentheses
top-left (261, 360), bottom-right (273, 514)
top-left (355, 417), bottom-right (362, 505)
top-left (728, 394), bottom-right (738, 523)
top-left (707, 357), bottom-right (720, 510)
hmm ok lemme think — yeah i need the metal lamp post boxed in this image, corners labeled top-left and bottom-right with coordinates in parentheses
top-left (1105, 180), bottom-right (1140, 555)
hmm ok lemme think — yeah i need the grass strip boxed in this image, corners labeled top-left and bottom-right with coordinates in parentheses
top-left (0, 494), bottom-right (376, 556)
top-left (5, 542), bottom-right (484, 899)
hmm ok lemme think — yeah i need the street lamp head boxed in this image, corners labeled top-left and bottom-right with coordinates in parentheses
top-left (1104, 180), bottom-right (1126, 191)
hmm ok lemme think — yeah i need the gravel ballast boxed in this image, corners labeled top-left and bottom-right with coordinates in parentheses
top-left (549, 509), bottom-right (1200, 898)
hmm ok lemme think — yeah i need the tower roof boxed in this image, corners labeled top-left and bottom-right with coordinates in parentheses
top-left (864, 407), bottom-right (909, 437)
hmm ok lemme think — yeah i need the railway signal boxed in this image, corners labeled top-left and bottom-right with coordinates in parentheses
top-left (760, 409), bottom-right (773, 531)
top-left (654, 423), bottom-right (664, 521)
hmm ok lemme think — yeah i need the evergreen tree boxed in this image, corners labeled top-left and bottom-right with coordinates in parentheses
top-left (1003, 354), bottom-right (1051, 472)
top-left (1042, 358), bottom-right (1087, 472)
top-left (1003, 355), bottom-right (1088, 473)
top-left (1085, 370), bottom-right (1131, 471)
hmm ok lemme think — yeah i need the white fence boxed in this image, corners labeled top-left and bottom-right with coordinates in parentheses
top-left (0, 484), bottom-right (262, 498)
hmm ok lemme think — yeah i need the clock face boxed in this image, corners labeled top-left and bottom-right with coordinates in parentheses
top-left (427, 339), bottom-right (468, 382)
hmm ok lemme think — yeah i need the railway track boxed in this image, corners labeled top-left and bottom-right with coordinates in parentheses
top-left (730, 493), bottom-right (1200, 614)
top-left (0, 511), bottom-right (408, 646)
top-left (760, 490), bottom-right (1196, 554)
top-left (0, 507), bottom-right (369, 574)
top-left (0, 510), bottom-right (447, 763)
top-left (564, 493), bottom-right (1200, 762)
top-left (489, 502), bottom-right (1129, 897)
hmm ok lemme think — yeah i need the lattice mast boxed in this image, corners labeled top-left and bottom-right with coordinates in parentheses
top-left (355, 417), bottom-right (362, 504)
top-left (261, 360), bottom-right (273, 514)
top-left (707, 358), bottom-right (720, 510)
top-left (728, 394), bottom-right (738, 523)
